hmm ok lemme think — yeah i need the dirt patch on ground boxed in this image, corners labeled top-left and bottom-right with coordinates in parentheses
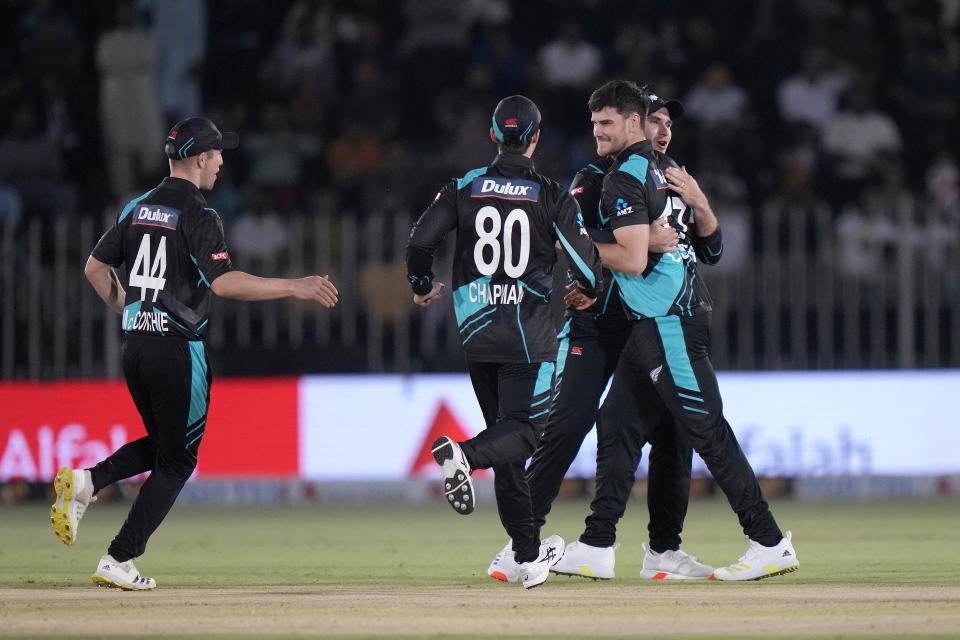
top-left (3, 584), bottom-right (960, 637)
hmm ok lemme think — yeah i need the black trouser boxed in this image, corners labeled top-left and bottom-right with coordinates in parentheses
top-left (88, 334), bottom-right (210, 562)
top-left (527, 318), bottom-right (693, 552)
top-left (461, 360), bottom-right (553, 563)
top-left (584, 313), bottom-right (782, 547)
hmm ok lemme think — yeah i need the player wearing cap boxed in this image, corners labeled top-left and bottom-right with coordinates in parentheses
top-left (487, 91), bottom-right (718, 583)
top-left (406, 95), bottom-right (603, 589)
top-left (50, 117), bottom-right (339, 590)
top-left (564, 80), bottom-right (799, 581)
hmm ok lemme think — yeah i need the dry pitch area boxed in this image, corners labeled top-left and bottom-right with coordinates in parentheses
top-left (3, 584), bottom-right (960, 638)
top-left (2, 498), bottom-right (959, 638)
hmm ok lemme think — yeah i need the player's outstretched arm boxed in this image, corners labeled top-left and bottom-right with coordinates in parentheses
top-left (210, 271), bottom-right (339, 307)
top-left (84, 255), bottom-right (125, 315)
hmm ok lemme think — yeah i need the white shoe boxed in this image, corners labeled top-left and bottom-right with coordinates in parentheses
top-left (550, 540), bottom-right (617, 579)
top-left (488, 539), bottom-right (520, 583)
top-left (638, 544), bottom-right (714, 580)
top-left (519, 535), bottom-right (565, 589)
top-left (431, 436), bottom-right (474, 515)
top-left (91, 554), bottom-right (156, 590)
top-left (50, 467), bottom-right (96, 546)
top-left (711, 531), bottom-right (799, 581)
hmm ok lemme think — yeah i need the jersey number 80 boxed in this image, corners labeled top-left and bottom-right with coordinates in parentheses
top-left (473, 206), bottom-right (530, 278)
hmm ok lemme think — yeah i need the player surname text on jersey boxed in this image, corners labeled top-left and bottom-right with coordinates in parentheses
top-left (123, 308), bottom-right (170, 333)
top-left (469, 281), bottom-right (525, 305)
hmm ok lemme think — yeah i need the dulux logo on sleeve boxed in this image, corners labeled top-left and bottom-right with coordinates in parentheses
top-left (132, 205), bottom-right (181, 230)
top-left (470, 177), bottom-right (541, 202)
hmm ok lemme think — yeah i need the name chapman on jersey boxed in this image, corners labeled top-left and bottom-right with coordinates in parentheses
top-left (468, 281), bottom-right (525, 305)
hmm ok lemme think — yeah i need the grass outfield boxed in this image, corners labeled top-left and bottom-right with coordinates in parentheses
top-left (1, 496), bottom-right (959, 638)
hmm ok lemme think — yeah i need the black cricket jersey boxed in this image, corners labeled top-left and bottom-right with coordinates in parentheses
top-left (600, 140), bottom-right (713, 320)
top-left (92, 176), bottom-right (235, 339)
top-left (407, 152), bottom-right (602, 363)
top-left (563, 156), bottom-right (632, 337)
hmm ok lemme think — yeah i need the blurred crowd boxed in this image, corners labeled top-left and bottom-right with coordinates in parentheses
top-left (1, 0), bottom-right (959, 279)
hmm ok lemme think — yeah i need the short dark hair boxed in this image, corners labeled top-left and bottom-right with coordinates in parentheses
top-left (588, 80), bottom-right (650, 121)
top-left (498, 139), bottom-right (533, 154)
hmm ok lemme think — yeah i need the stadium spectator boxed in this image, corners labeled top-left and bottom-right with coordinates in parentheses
top-left (140, 0), bottom-right (208, 123)
top-left (777, 48), bottom-right (851, 134)
top-left (95, 1), bottom-right (165, 201)
top-left (821, 85), bottom-right (902, 212)
top-left (682, 63), bottom-right (749, 127)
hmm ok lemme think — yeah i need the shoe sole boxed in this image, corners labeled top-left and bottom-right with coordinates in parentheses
top-left (710, 564), bottom-right (799, 581)
top-left (638, 569), bottom-right (711, 580)
top-left (91, 574), bottom-right (156, 591)
top-left (550, 568), bottom-right (612, 580)
top-left (488, 571), bottom-right (511, 582)
top-left (431, 437), bottom-right (474, 515)
top-left (50, 468), bottom-right (75, 546)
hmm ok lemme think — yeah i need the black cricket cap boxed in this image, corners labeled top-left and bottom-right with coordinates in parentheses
top-left (492, 95), bottom-right (541, 144)
top-left (165, 117), bottom-right (239, 160)
top-left (647, 92), bottom-right (684, 120)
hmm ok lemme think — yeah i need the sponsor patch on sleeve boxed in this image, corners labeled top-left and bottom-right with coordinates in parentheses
top-left (571, 186), bottom-right (584, 195)
top-left (211, 252), bottom-right (229, 261)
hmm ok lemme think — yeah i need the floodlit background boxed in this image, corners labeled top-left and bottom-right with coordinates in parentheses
top-left (1, 0), bottom-right (959, 498)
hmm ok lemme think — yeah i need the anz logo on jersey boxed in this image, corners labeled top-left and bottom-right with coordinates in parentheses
top-left (470, 177), bottom-right (541, 202)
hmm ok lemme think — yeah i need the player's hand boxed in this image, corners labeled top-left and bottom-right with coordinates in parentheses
top-left (648, 222), bottom-right (679, 253)
top-left (665, 166), bottom-right (707, 210)
top-left (293, 275), bottom-right (339, 307)
top-left (414, 281), bottom-right (445, 307)
top-left (563, 282), bottom-right (596, 310)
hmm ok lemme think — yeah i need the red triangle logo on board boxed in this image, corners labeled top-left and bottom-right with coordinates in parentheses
top-left (409, 401), bottom-right (488, 477)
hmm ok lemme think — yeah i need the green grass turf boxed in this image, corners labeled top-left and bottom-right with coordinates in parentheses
top-left (2, 495), bottom-right (959, 589)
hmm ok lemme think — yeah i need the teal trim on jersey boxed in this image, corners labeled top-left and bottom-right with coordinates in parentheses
top-left (707, 244), bottom-right (722, 257)
top-left (198, 319), bottom-right (208, 331)
top-left (553, 223), bottom-right (596, 287)
top-left (461, 320), bottom-right (492, 344)
top-left (587, 163), bottom-right (605, 174)
top-left (598, 279), bottom-right (617, 315)
top-left (118, 190), bottom-right (153, 223)
top-left (614, 256), bottom-right (684, 318)
top-left (617, 154), bottom-right (649, 184)
top-left (121, 301), bottom-right (142, 331)
top-left (682, 405), bottom-right (709, 415)
top-left (517, 279), bottom-right (547, 300)
top-left (189, 255), bottom-right (211, 288)
top-left (678, 392), bottom-right (703, 402)
top-left (460, 308), bottom-right (496, 337)
top-left (457, 167), bottom-right (488, 190)
top-left (453, 277), bottom-right (492, 326)
top-left (187, 341), bottom-right (209, 432)
top-left (655, 316), bottom-right (700, 392)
